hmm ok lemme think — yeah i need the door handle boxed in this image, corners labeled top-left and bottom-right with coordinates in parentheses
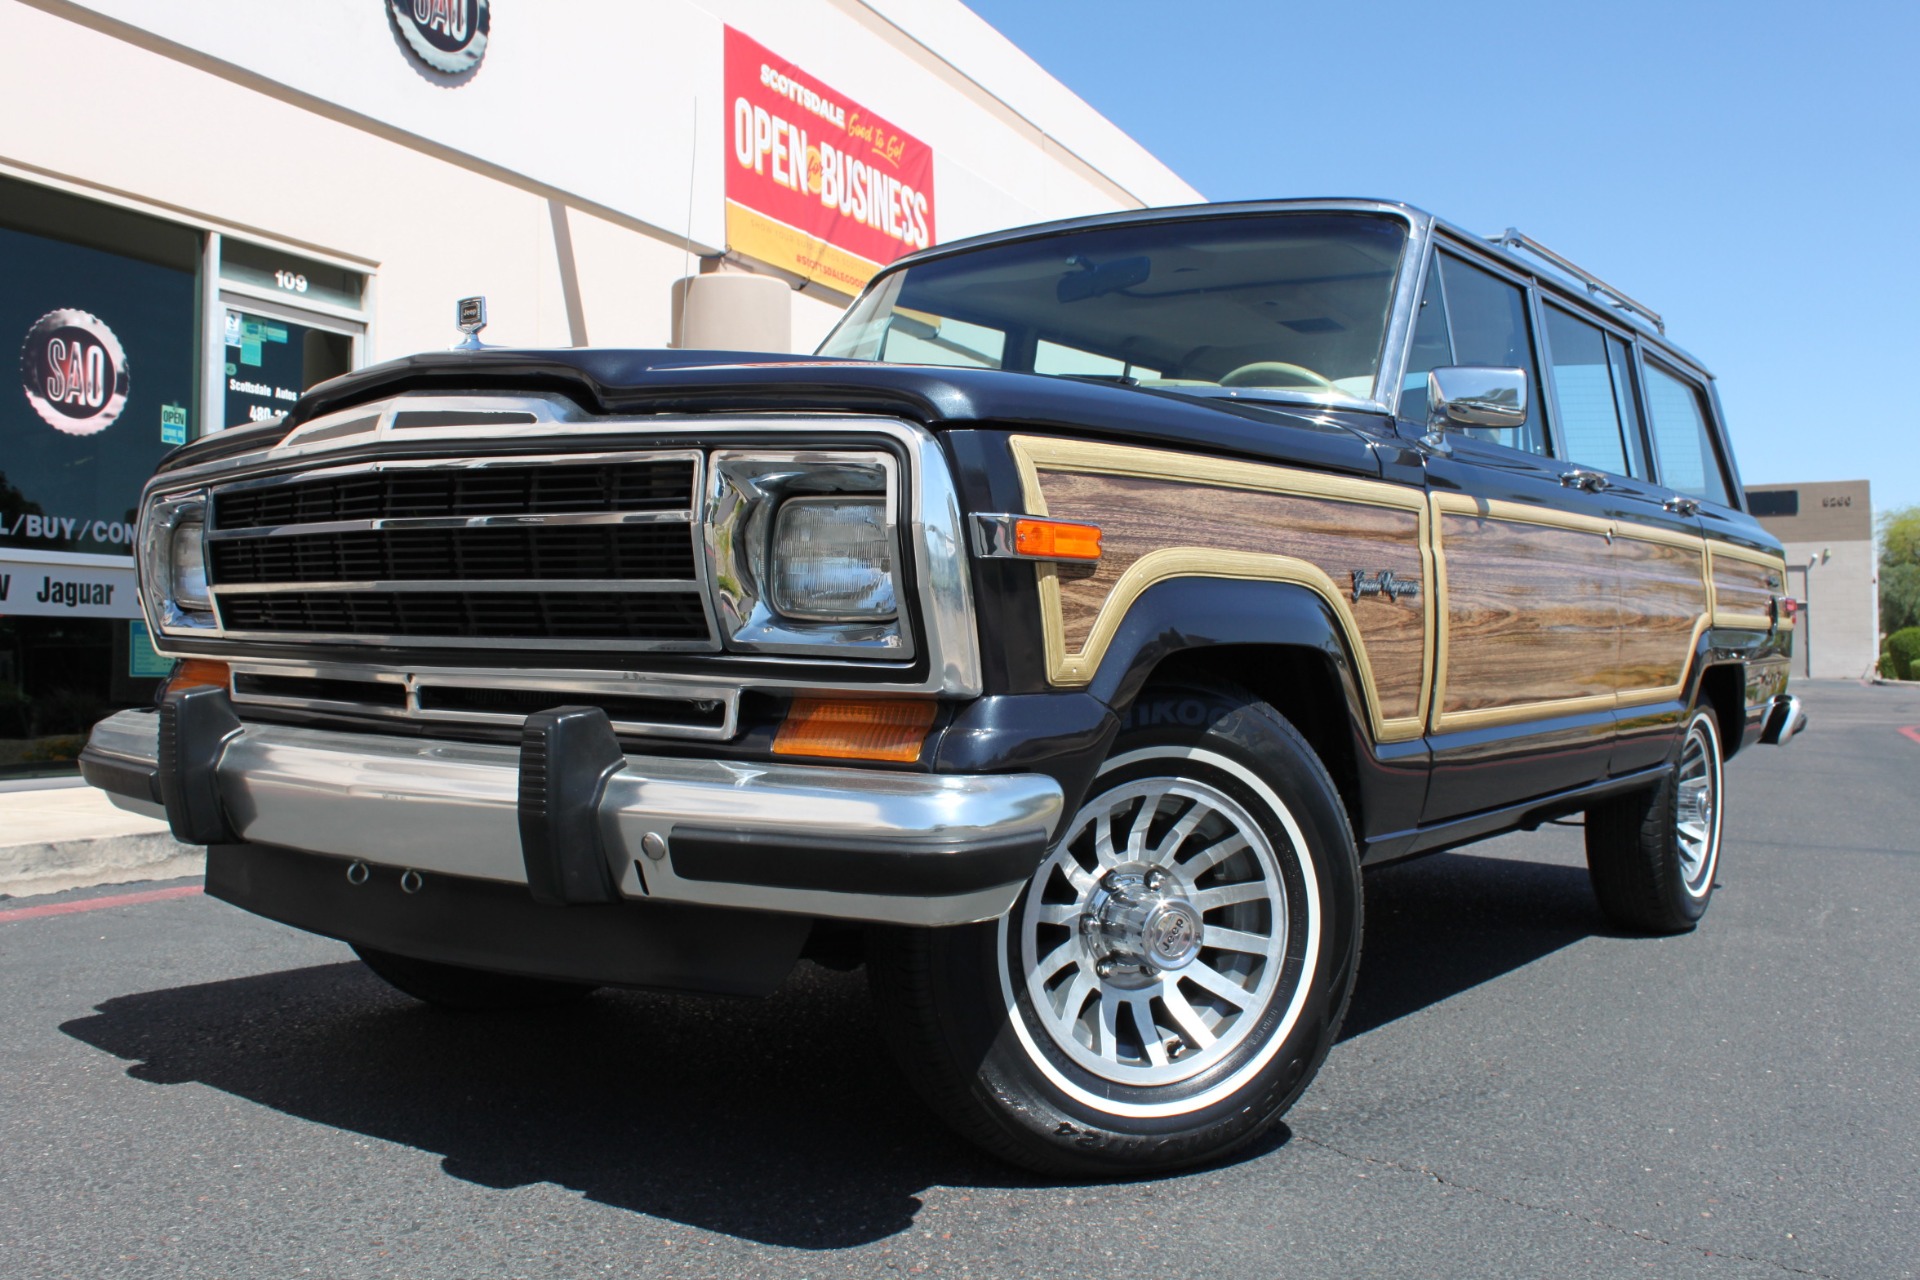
top-left (1663, 495), bottom-right (1701, 516)
top-left (1559, 468), bottom-right (1610, 492)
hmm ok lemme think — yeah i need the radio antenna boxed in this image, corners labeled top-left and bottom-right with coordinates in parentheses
top-left (681, 97), bottom-right (699, 287)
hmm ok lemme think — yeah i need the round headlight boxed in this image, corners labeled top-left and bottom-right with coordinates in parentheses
top-left (169, 517), bottom-right (210, 611)
top-left (767, 497), bottom-right (895, 621)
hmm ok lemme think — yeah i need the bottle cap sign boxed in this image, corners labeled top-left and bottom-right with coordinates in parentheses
top-left (20, 309), bottom-right (130, 437)
top-left (390, 0), bottom-right (489, 77)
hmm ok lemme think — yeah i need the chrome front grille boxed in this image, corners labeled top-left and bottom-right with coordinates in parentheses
top-left (207, 524), bottom-right (697, 583)
top-left (203, 451), bottom-right (716, 651)
top-left (211, 457), bottom-right (695, 524)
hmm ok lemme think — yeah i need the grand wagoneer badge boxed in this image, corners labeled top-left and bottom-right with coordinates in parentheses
top-left (1352, 569), bottom-right (1419, 602)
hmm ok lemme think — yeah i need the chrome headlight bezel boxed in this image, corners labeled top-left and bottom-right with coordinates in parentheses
top-left (703, 450), bottom-right (912, 658)
top-left (138, 489), bottom-right (221, 634)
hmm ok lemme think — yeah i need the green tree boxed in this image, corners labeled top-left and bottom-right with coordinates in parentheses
top-left (1880, 506), bottom-right (1920, 633)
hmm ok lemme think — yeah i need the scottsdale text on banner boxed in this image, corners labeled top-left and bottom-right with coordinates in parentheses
top-left (724, 27), bottom-right (936, 293)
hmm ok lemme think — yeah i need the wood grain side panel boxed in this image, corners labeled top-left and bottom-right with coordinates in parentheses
top-left (1712, 554), bottom-right (1782, 625)
top-left (1034, 470), bottom-right (1428, 721)
top-left (1438, 512), bottom-right (1618, 715)
top-left (1614, 537), bottom-right (1708, 694)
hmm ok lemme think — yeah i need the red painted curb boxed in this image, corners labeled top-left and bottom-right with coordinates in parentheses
top-left (1901, 726), bottom-right (1920, 746)
top-left (0, 883), bottom-right (202, 923)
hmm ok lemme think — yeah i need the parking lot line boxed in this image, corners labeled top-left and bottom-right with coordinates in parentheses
top-left (0, 883), bottom-right (201, 924)
top-left (1900, 726), bottom-right (1920, 746)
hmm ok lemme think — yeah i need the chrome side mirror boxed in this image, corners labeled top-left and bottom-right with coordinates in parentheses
top-left (1420, 366), bottom-right (1527, 456)
top-left (1428, 365), bottom-right (1527, 430)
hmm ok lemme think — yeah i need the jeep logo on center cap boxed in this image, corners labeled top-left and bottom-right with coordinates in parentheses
top-left (20, 309), bottom-right (129, 437)
top-left (389, 0), bottom-right (490, 77)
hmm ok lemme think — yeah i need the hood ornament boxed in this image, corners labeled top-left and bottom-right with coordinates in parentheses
top-left (453, 296), bottom-right (488, 350)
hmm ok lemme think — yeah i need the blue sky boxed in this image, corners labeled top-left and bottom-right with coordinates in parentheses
top-left (963, 0), bottom-right (1919, 516)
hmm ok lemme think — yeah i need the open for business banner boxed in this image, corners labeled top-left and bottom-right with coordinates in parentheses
top-left (724, 26), bottom-right (935, 294)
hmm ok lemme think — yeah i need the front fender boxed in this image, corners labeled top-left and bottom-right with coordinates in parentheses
top-left (1085, 577), bottom-right (1364, 712)
top-left (1078, 576), bottom-right (1429, 852)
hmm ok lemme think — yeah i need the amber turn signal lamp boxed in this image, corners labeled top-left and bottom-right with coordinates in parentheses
top-left (1014, 517), bottom-right (1102, 561)
top-left (164, 658), bottom-right (231, 694)
top-left (772, 697), bottom-right (938, 763)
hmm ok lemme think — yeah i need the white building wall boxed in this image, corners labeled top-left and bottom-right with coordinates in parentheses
top-left (4, 0), bottom-right (1200, 355)
top-left (1780, 539), bottom-right (1879, 680)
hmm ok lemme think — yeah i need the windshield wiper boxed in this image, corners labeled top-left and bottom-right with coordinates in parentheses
top-left (1053, 373), bottom-right (1140, 388)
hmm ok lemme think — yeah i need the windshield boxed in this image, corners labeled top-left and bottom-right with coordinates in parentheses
top-left (817, 212), bottom-right (1407, 406)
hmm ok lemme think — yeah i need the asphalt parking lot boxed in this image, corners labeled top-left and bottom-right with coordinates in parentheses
top-left (2, 679), bottom-right (1915, 1279)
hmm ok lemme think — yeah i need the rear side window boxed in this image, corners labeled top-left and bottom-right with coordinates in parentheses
top-left (1436, 254), bottom-right (1550, 456)
top-left (1542, 304), bottom-right (1639, 477)
top-left (1643, 361), bottom-right (1731, 505)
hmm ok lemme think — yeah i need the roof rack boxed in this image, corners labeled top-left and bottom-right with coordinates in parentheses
top-left (1487, 228), bottom-right (1665, 335)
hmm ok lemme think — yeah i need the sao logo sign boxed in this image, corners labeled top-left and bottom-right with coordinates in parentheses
top-left (19, 309), bottom-right (130, 437)
top-left (390, 0), bottom-right (490, 76)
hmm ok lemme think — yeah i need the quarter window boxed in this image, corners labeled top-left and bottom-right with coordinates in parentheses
top-left (1643, 361), bottom-right (1731, 505)
top-left (1435, 254), bottom-right (1550, 455)
top-left (1543, 304), bottom-right (1637, 477)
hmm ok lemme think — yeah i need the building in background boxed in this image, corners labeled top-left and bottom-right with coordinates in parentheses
top-left (1746, 480), bottom-right (1877, 679)
top-left (0, 0), bottom-right (1199, 775)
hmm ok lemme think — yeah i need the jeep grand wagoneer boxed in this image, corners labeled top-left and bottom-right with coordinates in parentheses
top-left (82, 200), bottom-right (1803, 1173)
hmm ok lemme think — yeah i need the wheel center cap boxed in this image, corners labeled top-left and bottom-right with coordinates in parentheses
top-left (1141, 899), bottom-right (1203, 968)
top-left (1083, 866), bottom-right (1203, 979)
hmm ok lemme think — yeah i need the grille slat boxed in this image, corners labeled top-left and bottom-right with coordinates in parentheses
top-left (218, 591), bottom-right (710, 640)
top-left (214, 459), bottom-right (697, 527)
top-left (206, 452), bottom-right (710, 649)
top-left (209, 526), bottom-right (697, 584)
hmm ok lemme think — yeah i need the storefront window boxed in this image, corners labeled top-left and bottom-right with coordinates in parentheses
top-left (0, 184), bottom-right (369, 776)
top-left (1, 177), bottom-right (201, 775)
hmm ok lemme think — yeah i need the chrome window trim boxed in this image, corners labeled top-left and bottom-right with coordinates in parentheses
top-left (139, 399), bottom-right (984, 697)
top-left (1371, 208), bottom-right (1435, 421)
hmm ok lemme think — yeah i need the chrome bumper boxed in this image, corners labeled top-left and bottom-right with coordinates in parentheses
top-left (80, 706), bottom-right (1063, 926)
top-left (1759, 693), bottom-right (1807, 746)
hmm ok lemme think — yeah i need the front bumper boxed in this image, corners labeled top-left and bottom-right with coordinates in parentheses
top-left (80, 702), bottom-right (1063, 927)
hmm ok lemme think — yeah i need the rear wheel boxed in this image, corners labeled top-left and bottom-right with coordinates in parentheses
top-left (352, 945), bottom-right (598, 1011)
top-left (870, 684), bottom-right (1363, 1175)
top-left (1585, 707), bottom-right (1725, 933)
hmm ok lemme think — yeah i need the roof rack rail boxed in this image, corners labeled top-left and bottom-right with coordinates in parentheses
top-left (1487, 228), bottom-right (1665, 335)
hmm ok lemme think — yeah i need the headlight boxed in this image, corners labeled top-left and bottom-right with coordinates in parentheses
top-left (169, 517), bottom-right (210, 611)
top-left (768, 497), bottom-right (895, 621)
top-left (705, 451), bottom-right (910, 656)
top-left (138, 490), bottom-right (218, 633)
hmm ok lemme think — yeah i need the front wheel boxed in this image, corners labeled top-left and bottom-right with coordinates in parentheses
top-left (870, 685), bottom-right (1363, 1175)
top-left (1585, 706), bottom-right (1725, 933)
